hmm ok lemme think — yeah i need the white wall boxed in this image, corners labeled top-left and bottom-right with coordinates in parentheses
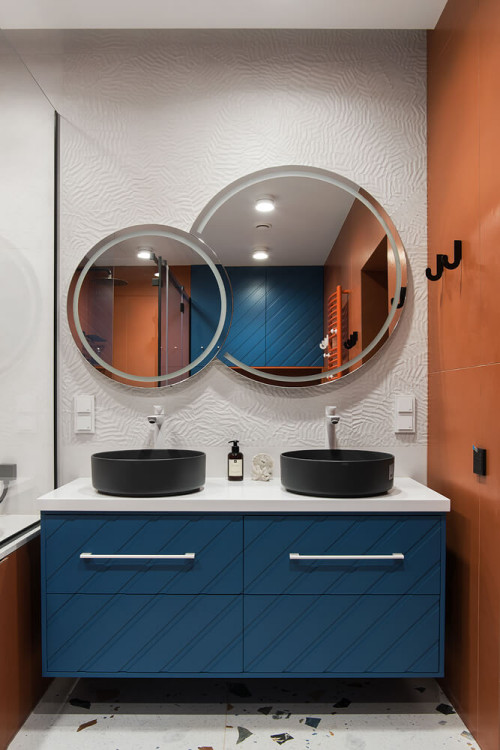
top-left (8, 29), bottom-right (427, 483)
top-left (0, 33), bottom-right (54, 513)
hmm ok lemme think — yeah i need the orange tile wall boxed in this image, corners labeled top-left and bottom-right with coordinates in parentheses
top-left (428, 1), bottom-right (500, 748)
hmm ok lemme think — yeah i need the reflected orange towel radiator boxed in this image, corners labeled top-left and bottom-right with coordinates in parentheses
top-left (326, 285), bottom-right (350, 378)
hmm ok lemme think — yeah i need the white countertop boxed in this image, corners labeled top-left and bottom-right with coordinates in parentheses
top-left (38, 477), bottom-right (450, 513)
top-left (0, 514), bottom-right (40, 560)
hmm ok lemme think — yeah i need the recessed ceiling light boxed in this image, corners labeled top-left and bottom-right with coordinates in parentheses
top-left (252, 247), bottom-right (270, 261)
top-left (255, 197), bottom-right (275, 213)
top-left (137, 247), bottom-right (154, 260)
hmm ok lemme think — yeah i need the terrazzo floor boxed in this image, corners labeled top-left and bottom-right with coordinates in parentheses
top-left (9, 677), bottom-right (480, 750)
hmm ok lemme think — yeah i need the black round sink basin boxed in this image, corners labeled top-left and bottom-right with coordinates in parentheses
top-left (91, 449), bottom-right (206, 497)
top-left (280, 449), bottom-right (394, 497)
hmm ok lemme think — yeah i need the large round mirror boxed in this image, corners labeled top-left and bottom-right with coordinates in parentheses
top-left (192, 166), bottom-right (407, 386)
top-left (67, 224), bottom-right (231, 387)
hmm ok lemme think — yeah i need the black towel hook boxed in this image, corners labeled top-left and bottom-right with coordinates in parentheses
top-left (390, 286), bottom-right (407, 309)
top-left (344, 331), bottom-right (358, 350)
top-left (426, 240), bottom-right (462, 281)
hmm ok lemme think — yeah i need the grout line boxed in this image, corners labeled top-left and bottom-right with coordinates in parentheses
top-left (222, 681), bottom-right (229, 750)
top-left (430, 362), bottom-right (500, 375)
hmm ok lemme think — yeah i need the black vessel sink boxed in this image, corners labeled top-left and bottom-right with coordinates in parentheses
top-left (91, 449), bottom-right (206, 497)
top-left (280, 449), bottom-right (394, 497)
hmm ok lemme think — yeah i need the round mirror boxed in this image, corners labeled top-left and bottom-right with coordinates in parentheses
top-left (67, 224), bottom-right (231, 387)
top-left (192, 166), bottom-right (407, 386)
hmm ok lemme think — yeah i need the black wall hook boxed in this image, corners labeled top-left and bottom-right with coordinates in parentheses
top-left (390, 286), bottom-right (407, 309)
top-left (344, 331), bottom-right (358, 350)
top-left (426, 240), bottom-right (462, 281)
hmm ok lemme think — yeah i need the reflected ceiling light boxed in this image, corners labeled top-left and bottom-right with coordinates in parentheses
top-left (252, 247), bottom-right (270, 261)
top-left (255, 196), bottom-right (275, 213)
top-left (137, 247), bottom-right (154, 260)
top-left (154, 272), bottom-right (160, 277)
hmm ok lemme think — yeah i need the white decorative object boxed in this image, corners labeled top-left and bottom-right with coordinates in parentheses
top-left (252, 453), bottom-right (274, 481)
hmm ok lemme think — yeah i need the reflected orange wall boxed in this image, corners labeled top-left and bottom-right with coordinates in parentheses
top-left (67, 271), bottom-right (91, 351)
top-left (323, 197), bottom-right (386, 370)
top-left (170, 266), bottom-right (191, 298)
top-left (428, 1), bottom-right (500, 748)
top-left (112, 265), bottom-right (191, 388)
top-left (68, 265), bottom-right (192, 387)
top-left (113, 266), bottom-right (158, 387)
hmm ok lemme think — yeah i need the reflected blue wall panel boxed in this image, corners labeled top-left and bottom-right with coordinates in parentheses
top-left (265, 267), bottom-right (323, 367)
top-left (191, 266), bottom-right (324, 369)
top-left (190, 265), bottom-right (222, 374)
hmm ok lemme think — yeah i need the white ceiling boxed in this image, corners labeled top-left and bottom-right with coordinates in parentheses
top-left (0, 0), bottom-right (448, 30)
top-left (89, 235), bottom-right (207, 267)
top-left (201, 177), bottom-right (358, 267)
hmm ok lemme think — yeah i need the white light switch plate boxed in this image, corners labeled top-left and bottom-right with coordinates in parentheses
top-left (395, 395), bottom-right (415, 433)
top-left (74, 394), bottom-right (95, 433)
top-left (397, 396), bottom-right (414, 413)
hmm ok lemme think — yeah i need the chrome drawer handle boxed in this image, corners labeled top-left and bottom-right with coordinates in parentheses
top-left (80, 552), bottom-right (196, 560)
top-left (289, 552), bottom-right (404, 561)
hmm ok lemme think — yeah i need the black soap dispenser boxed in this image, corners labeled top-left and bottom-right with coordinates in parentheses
top-left (228, 440), bottom-right (244, 481)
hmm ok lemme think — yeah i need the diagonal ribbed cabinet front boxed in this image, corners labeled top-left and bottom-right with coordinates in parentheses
top-left (41, 511), bottom-right (446, 678)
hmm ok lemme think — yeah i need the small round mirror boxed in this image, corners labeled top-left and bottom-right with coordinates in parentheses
top-left (67, 224), bottom-right (231, 387)
top-left (192, 166), bottom-right (407, 386)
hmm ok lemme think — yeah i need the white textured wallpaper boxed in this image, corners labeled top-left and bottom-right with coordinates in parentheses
top-left (11, 29), bottom-right (427, 483)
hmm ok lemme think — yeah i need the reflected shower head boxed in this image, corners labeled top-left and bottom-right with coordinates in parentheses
top-left (93, 268), bottom-right (128, 286)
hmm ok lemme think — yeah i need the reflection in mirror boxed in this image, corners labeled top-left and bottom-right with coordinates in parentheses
top-left (192, 167), bottom-right (407, 387)
top-left (67, 225), bottom-right (231, 388)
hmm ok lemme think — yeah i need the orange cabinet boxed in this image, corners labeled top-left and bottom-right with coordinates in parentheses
top-left (0, 537), bottom-right (47, 750)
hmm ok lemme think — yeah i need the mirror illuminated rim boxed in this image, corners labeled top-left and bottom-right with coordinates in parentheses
top-left (192, 166), bottom-right (403, 384)
top-left (71, 225), bottom-right (229, 383)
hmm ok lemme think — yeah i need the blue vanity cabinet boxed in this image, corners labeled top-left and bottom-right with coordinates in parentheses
top-left (243, 594), bottom-right (441, 674)
top-left (44, 513), bottom-right (242, 595)
top-left (41, 511), bottom-right (446, 678)
top-left (243, 514), bottom-right (445, 676)
top-left (41, 513), bottom-right (243, 676)
top-left (243, 515), bottom-right (443, 595)
top-left (45, 593), bottom-right (242, 674)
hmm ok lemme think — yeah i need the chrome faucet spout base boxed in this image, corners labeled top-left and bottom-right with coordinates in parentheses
top-left (147, 405), bottom-right (165, 447)
top-left (325, 406), bottom-right (339, 450)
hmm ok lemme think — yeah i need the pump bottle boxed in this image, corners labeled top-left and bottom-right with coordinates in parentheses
top-left (227, 440), bottom-right (244, 481)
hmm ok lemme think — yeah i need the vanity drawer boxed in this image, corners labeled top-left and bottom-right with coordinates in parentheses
top-left (244, 515), bottom-right (444, 595)
top-left (244, 594), bottom-right (441, 675)
top-left (43, 513), bottom-right (242, 595)
top-left (45, 593), bottom-right (243, 674)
